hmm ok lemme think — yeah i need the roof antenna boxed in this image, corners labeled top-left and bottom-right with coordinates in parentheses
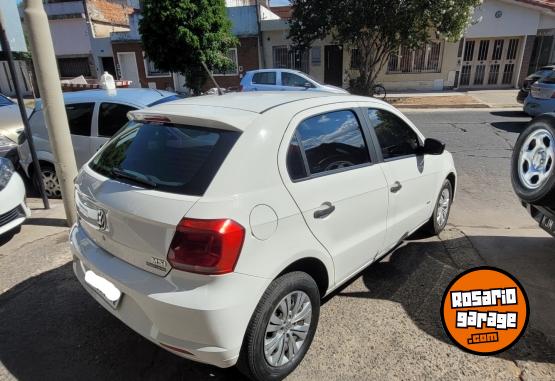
top-left (201, 61), bottom-right (224, 95)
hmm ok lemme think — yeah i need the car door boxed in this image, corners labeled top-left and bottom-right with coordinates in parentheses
top-left (279, 105), bottom-right (389, 283)
top-left (65, 102), bottom-right (95, 169)
top-left (251, 71), bottom-right (278, 91)
top-left (90, 102), bottom-right (137, 154)
top-left (281, 72), bottom-right (315, 91)
top-left (365, 107), bottom-right (441, 250)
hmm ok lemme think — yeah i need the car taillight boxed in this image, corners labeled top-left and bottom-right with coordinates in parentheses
top-left (167, 218), bottom-right (245, 275)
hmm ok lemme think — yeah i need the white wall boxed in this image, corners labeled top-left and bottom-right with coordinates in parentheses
top-left (50, 19), bottom-right (92, 56)
top-left (466, 0), bottom-right (539, 38)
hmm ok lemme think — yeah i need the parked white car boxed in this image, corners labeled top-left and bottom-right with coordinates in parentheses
top-left (241, 69), bottom-right (349, 94)
top-left (0, 158), bottom-right (30, 237)
top-left (71, 92), bottom-right (456, 380)
top-left (18, 88), bottom-right (182, 197)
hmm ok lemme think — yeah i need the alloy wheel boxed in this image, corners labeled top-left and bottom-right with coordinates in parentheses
top-left (436, 187), bottom-right (450, 228)
top-left (41, 168), bottom-right (61, 198)
top-left (264, 291), bottom-right (312, 367)
top-left (518, 128), bottom-right (555, 190)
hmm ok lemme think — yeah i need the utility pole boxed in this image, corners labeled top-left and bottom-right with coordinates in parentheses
top-left (0, 10), bottom-right (49, 210)
top-left (23, 0), bottom-right (78, 226)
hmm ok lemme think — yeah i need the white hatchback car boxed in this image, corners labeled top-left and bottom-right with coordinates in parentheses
top-left (71, 92), bottom-right (456, 380)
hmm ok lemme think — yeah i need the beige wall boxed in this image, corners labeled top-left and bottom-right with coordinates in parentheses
top-left (262, 28), bottom-right (460, 91)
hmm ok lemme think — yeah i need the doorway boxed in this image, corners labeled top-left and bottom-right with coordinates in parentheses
top-left (117, 52), bottom-right (141, 88)
top-left (324, 45), bottom-right (343, 87)
top-left (101, 57), bottom-right (116, 77)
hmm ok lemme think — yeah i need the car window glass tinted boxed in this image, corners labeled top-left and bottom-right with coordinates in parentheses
top-left (287, 135), bottom-right (307, 180)
top-left (0, 94), bottom-right (14, 107)
top-left (296, 110), bottom-right (370, 176)
top-left (90, 122), bottom-right (240, 196)
top-left (66, 103), bottom-right (94, 136)
top-left (98, 103), bottom-right (136, 137)
top-left (541, 72), bottom-right (555, 84)
top-left (282, 72), bottom-right (310, 87)
top-left (252, 72), bottom-right (276, 85)
top-left (368, 109), bottom-right (420, 159)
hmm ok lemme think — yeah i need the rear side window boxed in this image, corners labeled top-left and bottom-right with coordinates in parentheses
top-left (293, 110), bottom-right (370, 177)
top-left (367, 109), bottom-right (420, 160)
top-left (252, 72), bottom-right (276, 85)
top-left (90, 122), bottom-right (240, 196)
top-left (66, 103), bottom-right (94, 136)
top-left (98, 102), bottom-right (136, 137)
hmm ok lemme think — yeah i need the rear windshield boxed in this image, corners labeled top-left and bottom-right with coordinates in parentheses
top-left (89, 121), bottom-right (240, 196)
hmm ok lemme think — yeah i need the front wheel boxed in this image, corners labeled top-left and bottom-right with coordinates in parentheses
top-left (424, 179), bottom-right (453, 235)
top-left (238, 272), bottom-right (320, 381)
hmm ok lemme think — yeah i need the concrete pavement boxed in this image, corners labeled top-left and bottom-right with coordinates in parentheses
top-left (388, 89), bottom-right (521, 109)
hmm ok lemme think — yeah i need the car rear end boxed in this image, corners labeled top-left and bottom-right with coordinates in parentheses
top-left (70, 111), bottom-right (270, 367)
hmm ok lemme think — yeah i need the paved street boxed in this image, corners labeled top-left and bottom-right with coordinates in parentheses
top-left (1, 109), bottom-right (555, 380)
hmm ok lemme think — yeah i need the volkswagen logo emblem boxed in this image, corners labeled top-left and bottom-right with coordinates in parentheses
top-left (97, 209), bottom-right (107, 231)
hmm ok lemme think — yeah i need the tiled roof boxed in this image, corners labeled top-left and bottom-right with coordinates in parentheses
top-left (270, 6), bottom-right (293, 20)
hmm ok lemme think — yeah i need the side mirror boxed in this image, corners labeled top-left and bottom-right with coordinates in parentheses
top-left (419, 138), bottom-right (445, 155)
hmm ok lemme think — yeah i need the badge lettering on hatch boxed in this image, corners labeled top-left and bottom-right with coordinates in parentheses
top-left (147, 257), bottom-right (168, 271)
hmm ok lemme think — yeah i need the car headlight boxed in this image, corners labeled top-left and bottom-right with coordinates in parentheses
top-left (0, 157), bottom-right (15, 191)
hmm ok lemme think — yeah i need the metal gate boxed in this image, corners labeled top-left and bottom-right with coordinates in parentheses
top-left (0, 60), bottom-right (32, 96)
top-left (459, 37), bottom-right (522, 88)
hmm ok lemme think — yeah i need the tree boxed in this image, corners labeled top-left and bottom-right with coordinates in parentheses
top-left (139, 0), bottom-right (238, 94)
top-left (289, 0), bottom-right (481, 95)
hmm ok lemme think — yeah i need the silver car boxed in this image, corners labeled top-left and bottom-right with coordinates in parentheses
top-left (240, 69), bottom-right (349, 94)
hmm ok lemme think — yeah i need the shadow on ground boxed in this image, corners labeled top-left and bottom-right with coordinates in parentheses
top-left (490, 111), bottom-right (530, 118)
top-left (1, 236), bottom-right (554, 380)
top-left (490, 121), bottom-right (529, 133)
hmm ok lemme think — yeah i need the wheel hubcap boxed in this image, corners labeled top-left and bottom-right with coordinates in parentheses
top-left (264, 291), bottom-right (312, 367)
top-left (518, 129), bottom-right (555, 190)
top-left (436, 188), bottom-right (450, 227)
top-left (41, 170), bottom-right (61, 198)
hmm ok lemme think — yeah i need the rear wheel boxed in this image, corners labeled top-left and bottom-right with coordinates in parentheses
top-left (238, 272), bottom-right (320, 381)
top-left (511, 114), bottom-right (555, 207)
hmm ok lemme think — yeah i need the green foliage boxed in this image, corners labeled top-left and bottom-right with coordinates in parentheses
top-left (139, 0), bottom-right (238, 94)
top-left (289, 0), bottom-right (481, 95)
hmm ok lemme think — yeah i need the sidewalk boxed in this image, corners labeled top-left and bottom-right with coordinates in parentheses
top-left (387, 89), bottom-right (521, 109)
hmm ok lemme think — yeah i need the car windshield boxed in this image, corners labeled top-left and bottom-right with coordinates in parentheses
top-left (89, 121), bottom-right (240, 196)
top-left (0, 94), bottom-right (14, 107)
top-left (147, 94), bottom-right (186, 107)
top-left (540, 72), bottom-right (555, 84)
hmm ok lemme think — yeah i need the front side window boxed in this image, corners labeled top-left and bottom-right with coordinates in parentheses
top-left (66, 103), bottom-right (94, 136)
top-left (252, 72), bottom-right (276, 85)
top-left (282, 72), bottom-right (310, 88)
top-left (368, 109), bottom-right (420, 160)
top-left (90, 122), bottom-right (240, 196)
top-left (294, 110), bottom-right (370, 176)
top-left (98, 103), bottom-right (136, 137)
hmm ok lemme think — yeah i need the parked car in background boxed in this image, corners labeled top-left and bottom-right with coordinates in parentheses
top-left (512, 113), bottom-right (555, 237)
top-left (0, 93), bottom-right (32, 166)
top-left (240, 69), bottom-right (349, 94)
top-left (0, 157), bottom-right (30, 237)
top-left (18, 88), bottom-right (183, 198)
top-left (523, 72), bottom-right (555, 116)
top-left (71, 92), bottom-right (456, 380)
top-left (517, 66), bottom-right (555, 104)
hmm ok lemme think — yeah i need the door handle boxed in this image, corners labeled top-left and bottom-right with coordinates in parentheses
top-left (390, 181), bottom-right (403, 193)
top-left (314, 202), bottom-right (336, 219)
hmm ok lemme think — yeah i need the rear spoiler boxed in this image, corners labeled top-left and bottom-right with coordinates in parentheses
top-left (128, 105), bottom-right (256, 132)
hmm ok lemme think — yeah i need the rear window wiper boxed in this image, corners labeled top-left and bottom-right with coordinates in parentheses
top-left (111, 168), bottom-right (157, 188)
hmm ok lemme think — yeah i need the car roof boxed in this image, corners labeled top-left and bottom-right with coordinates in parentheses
top-left (34, 88), bottom-right (176, 110)
top-left (136, 91), bottom-right (388, 131)
top-left (246, 68), bottom-right (305, 75)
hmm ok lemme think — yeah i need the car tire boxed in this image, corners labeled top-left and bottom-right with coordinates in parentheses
top-left (237, 271), bottom-right (320, 381)
top-left (37, 163), bottom-right (62, 199)
top-left (511, 114), bottom-right (555, 207)
top-left (424, 179), bottom-right (453, 236)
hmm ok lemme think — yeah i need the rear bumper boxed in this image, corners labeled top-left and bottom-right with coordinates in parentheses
top-left (70, 223), bottom-right (270, 368)
top-left (522, 202), bottom-right (555, 237)
top-left (524, 98), bottom-right (555, 116)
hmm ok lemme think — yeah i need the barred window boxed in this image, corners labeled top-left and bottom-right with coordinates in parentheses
top-left (273, 46), bottom-right (309, 73)
top-left (58, 57), bottom-right (91, 78)
top-left (387, 42), bottom-right (442, 74)
top-left (350, 48), bottom-right (361, 69)
top-left (144, 56), bottom-right (170, 77)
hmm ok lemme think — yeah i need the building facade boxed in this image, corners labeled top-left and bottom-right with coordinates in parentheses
top-left (261, 0), bottom-right (555, 92)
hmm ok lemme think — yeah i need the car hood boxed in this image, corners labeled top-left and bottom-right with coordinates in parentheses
top-left (0, 105), bottom-right (32, 142)
top-left (319, 84), bottom-right (349, 94)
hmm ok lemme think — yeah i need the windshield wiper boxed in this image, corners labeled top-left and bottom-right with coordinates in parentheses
top-left (111, 168), bottom-right (157, 188)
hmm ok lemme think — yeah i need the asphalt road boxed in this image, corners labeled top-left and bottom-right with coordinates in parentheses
top-left (1, 109), bottom-right (554, 380)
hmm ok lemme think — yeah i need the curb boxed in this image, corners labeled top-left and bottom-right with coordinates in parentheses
top-left (391, 103), bottom-right (490, 109)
